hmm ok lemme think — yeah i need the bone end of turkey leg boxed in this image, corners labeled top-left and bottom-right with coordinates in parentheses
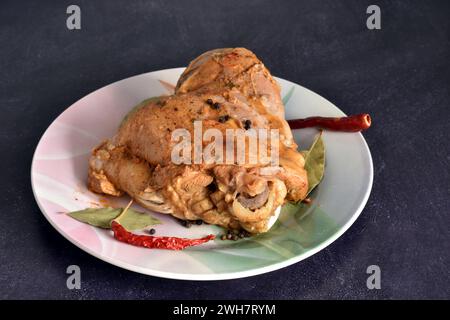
top-left (267, 206), bottom-right (281, 230)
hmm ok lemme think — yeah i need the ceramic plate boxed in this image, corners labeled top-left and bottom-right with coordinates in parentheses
top-left (31, 68), bottom-right (373, 280)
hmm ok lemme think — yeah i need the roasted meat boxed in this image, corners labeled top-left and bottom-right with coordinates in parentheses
top-left (88, 48), bottom-right (308, 233)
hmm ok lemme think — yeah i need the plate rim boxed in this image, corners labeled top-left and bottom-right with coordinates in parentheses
top-left (31, 68), bottom-right (373, 281)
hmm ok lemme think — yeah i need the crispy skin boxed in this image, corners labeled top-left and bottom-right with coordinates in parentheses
top-left (88, 48), bottom-right (308, 233)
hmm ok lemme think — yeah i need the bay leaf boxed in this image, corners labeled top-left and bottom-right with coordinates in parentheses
top-left (303, 132), bottom-right (325, 196)
top-left (117, 207), bottom-right (161, 230)
top-left (68, 207), bottom-right (161, 231)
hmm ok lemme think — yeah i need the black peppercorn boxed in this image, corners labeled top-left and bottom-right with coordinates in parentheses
top-left (206, 98), bottom-right (213, 105)
top-left (212, 102), bottom-right (221, 110)
top-left (243, 119), bottom-right (252, 130)
top-left (218, 115), bottom-right (230, 123)
top-left (148, 228), bottom-right (156, 235)
top-left (207, 182), bottom-right (217, 192)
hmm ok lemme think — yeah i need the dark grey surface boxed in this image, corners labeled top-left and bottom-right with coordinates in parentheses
top-left (0, 0), bottom-right (448, 299)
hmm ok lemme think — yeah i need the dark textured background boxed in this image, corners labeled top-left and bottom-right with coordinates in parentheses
top-left (0, 0), bottom-right (448, 299)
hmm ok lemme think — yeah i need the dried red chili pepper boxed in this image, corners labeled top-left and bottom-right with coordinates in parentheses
top-left (111, 221), bottom-right (215, 250)
top-left (287, 114), bottom-right (371, 132)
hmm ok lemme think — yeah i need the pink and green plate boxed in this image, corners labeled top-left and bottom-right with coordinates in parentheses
top-left (31, 68), bottom-right (373, 280)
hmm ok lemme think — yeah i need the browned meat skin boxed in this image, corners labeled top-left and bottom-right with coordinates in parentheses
top-left (175, 48), bottom-right (308, 201)
top-left (176, 48), bottom-right (295, 148)
top-left (88, 48), bottom-right (308, 233)
top-left (115, 90), bottom-right (280, 167)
